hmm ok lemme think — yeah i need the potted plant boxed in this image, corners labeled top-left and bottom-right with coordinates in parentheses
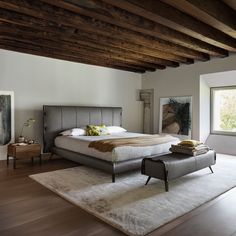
top-left (18, 118), bottom-right (36, 143)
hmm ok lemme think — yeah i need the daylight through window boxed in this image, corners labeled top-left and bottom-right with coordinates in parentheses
top-left (211, 86), bottom-right (236, 135)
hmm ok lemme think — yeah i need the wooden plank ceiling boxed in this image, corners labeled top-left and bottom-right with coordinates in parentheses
top-left (0, 0), bottom-right (236, 73)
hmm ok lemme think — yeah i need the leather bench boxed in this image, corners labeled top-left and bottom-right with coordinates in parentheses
top-left (141, 150), bottom-right (216, 191)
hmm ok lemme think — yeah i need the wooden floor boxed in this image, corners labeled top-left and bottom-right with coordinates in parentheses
top-left (1, 157), bottom-right (236, 236)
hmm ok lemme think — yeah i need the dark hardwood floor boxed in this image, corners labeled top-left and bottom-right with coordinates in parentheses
top-left (1, 156), bottom-right (236, 236)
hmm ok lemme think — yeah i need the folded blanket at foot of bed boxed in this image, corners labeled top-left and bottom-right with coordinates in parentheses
top-left (88, 134), bottom-right (177, 152)
top-left (170, 144), bottom-right (210, 156)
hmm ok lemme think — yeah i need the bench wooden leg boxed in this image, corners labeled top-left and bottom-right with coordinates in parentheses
top-left (145, 176), bottom-right (151, 185)
top-left (164, 166), bottom-right (169, 192)
top-left (209, 166), bottom-right (214, 173)
top-left (7, 155), bottom-right (9, 166)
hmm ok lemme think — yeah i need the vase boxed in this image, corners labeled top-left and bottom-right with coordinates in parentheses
top-left (17, 136), bottom-right (25, 143)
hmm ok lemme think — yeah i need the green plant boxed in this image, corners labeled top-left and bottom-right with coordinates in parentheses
top-left (20, 118), bottom-right (36, 137)
top-left (219, 91), bottom-right (236, 131)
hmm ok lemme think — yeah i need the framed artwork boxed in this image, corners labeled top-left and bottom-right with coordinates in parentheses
top-left (159, 96), bottom-right (192, 139)
top-left (0, 91), bottom-right (14, 146)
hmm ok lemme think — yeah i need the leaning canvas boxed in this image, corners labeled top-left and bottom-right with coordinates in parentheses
top-left (160, 96), bottom-right (192, 138)
top-left (0, 91), bottom-right (14, 146)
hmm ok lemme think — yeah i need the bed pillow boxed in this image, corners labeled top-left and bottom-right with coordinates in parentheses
top-left (60, 128), bottom-right (86, 136)
top-left (106, 126), bottom-right (127, 134)
top-left (86, 125), bottom-right (101, 136)
top-left (99, 125), bottom-right (110, 135)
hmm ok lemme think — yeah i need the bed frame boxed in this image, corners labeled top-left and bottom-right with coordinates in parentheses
top-left (43, 105), bottom-right (145, 182)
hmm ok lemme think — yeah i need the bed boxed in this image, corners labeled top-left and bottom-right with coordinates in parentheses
top-left (43, 105), bottom-right (179, 182)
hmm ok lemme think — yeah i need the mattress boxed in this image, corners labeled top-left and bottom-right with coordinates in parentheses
top-left (54, 132), bottom-right (179, 162)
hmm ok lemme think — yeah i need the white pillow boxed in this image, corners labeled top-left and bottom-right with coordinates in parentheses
top-left (60, 128), bottom-right (86, 136)
top-left (106, 126), bottom-right (127, 134)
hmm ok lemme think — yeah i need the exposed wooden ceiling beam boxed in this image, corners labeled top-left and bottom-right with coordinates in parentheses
top-left (0, 40), bottom-right (147, 73)
top-left (0, 23), bottom-right (188, 66)
top-left (40, 0), bottom-right (227, 57)
top-left (0, 36), bottom-right (161, 72)
top-left (0, 46), bottom-right (146, 73)
top-left (0, 8), bottom-right (193, 65)
top-left (0, 23), bottom-right (179, 68)
top-left (0, 0), bottom-right (233, 73)
top-left (106, 0), bottom-right (236, 51)
top-left (76, 30), bottom-right (192, 64)
top-left (164, 0), bottom-right (236, 39)
top-left (0, 0), bottom-right (209, 61)
top-left (224, 0), bottom-right (236, 11)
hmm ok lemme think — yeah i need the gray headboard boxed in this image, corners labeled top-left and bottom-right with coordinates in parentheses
top-left (43, 105), bottom-right (122, 153)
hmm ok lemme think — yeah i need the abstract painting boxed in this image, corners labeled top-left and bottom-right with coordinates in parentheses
top-left (160, 96), bottom-right (192, 138)
top-left (0, 92), bottom-right (14, 145)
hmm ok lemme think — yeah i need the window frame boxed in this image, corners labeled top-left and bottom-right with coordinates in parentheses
top-left (210, 86), bottom-right (236, 136)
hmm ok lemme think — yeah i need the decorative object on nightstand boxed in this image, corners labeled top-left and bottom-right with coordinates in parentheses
top-left (18, 118), bottom-right (36, 143)
top-left (7, 143), bottom-right (41, 169)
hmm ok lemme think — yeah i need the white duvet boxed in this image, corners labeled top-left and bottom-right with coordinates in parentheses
top-left (55, 132), bottom-right (179, 162)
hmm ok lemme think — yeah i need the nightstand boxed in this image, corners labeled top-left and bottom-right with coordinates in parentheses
top-left (7, 143), bottom-right (41, 169)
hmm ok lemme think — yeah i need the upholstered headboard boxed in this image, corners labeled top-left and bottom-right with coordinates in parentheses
top-left (43, 105), bottom-right (122, 153)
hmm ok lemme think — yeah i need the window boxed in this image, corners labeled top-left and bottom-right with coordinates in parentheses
top-left (211, 86), bottom-right (236, 135)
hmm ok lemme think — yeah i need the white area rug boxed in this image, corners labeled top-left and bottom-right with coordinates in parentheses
top-left (30, 154), bottom-right (236, 236)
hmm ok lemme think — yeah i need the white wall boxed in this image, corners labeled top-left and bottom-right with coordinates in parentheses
top-left (199, 77), bottom-right (210, 142)
top-left (2, 49), bottom-right (236, 159)
top-left (142, 53), bottom-right (236, 142)
top-left (200, 70), bottom-right (236, 155)
top-left (0, 49), bottom-right (143, 159)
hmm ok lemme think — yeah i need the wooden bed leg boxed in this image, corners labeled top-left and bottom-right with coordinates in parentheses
top-left (49, 153), bottom-right (53, 160)
top-left (112, 174), bottom-right (116, 183)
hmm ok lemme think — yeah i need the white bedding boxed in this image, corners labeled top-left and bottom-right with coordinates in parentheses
top-left (54, 132), bottom-right (179, 162)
